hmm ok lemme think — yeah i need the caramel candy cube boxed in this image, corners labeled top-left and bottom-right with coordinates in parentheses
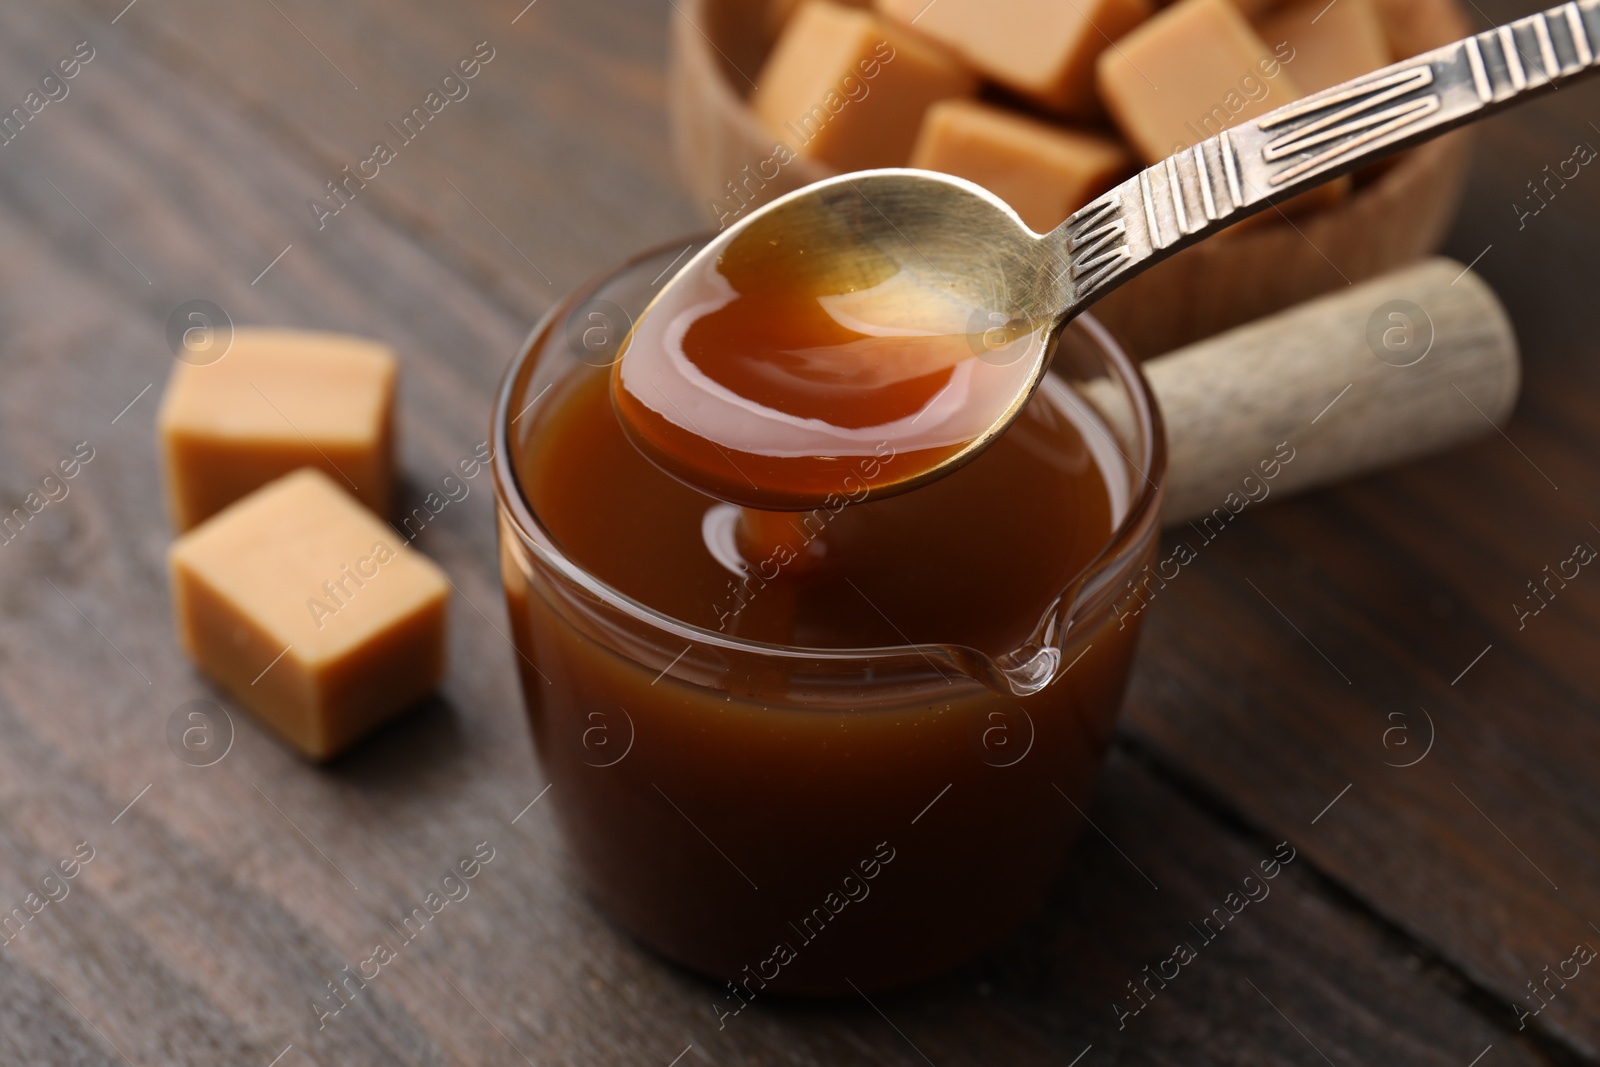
top-left (1098, 0), bottom-right (1301, 163)
top-left (1222, 0), bottom-right (1287, 16)
top-left (1258, 0), bottom-right (1390, 94)
top-left (765, 0), bottom-right (867, 45)
top-left (752, 0), bottom-right (976, 171)
top-left (169, 469), bottom-right (449, 760)
top-left (878, 0), bottom-right (1151, 115)
top-left (910, 100), bottom-right (1132, 232)
top-left (158, 329), bottom-right (396, 531)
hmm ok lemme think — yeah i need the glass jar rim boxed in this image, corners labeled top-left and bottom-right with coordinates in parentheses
top-left (491, 235), bottom-right (1169, 667)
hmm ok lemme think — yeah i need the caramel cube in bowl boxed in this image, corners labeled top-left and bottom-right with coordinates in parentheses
top-left (1258, 0), bottom-right (1391, 95)
top-left (752, 0), bottom-right (976, 170)
top-left (1098, 0), bottom-right (1301, 162)
top-left (910, 99), bottom-right (1132, 232)
top-left (878, 0), bottom-right (1151, 115)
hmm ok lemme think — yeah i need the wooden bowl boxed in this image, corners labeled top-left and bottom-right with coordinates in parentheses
top-left (666, 0), bottom-right (1474, 356)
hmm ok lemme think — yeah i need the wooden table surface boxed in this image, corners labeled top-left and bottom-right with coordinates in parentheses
top-left (0, 0), bottom-right (1596, 1064)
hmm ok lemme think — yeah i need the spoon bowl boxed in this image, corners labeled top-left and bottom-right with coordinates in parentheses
top-left (612, 169), bottom-right (1064, 509)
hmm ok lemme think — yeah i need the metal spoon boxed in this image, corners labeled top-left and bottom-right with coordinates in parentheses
top-left (621, 4), bottom-right (1598, 505)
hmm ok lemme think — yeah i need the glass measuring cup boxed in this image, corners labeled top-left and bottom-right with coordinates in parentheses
top-left (491, 238), bottom-right (1166, 994)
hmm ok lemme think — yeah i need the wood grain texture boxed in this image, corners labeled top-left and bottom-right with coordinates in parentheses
top-left (0, 0), bottom-right (1593, 1064)
top-left (1116, 0), bottom-right (1600, 1054)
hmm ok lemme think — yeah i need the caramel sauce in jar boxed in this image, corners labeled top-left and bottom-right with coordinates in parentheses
top-left (496, 241), bottom-right (1163, 994)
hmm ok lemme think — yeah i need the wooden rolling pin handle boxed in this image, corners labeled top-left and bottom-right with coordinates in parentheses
top-left (1142, 257), bottom-right (1519, 526)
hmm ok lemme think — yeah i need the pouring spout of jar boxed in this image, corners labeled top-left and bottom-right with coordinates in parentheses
top-left (970, 472), bottom-right (1166, 701)
top-left (991, 644), bottom-right (1064, 698)
top-left (977, 576), bottom-right (1093, 698)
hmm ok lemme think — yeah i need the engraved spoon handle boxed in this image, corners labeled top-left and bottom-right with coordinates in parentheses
top-left (1054, 0), bottom-right (1600, 310)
